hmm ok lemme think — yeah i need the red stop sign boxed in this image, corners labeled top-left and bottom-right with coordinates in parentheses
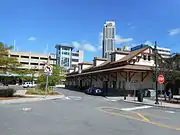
top-left (158, 75), bottom-right (165, 84)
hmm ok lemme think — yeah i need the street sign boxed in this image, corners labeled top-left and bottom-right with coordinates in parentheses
top-left (158, 75), bottom-right (165, 84)
top-left (44, 65), bottom-right (53, 92)
top-left (44, 65), bottom-right (53, 74)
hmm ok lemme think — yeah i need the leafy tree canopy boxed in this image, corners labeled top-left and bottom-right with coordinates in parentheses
top-left (0, 42), bottom-right (20, 73)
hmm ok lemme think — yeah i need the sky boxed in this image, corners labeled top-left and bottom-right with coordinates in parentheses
top-left (0, 0), bottom-right (180, 62)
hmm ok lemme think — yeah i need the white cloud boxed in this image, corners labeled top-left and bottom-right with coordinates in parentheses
top-left (83, 43), bottom-right (97, 52)
top-left (98, 45), bottom-right (102, 50)
top-left (99, 32), bottom-right (133, 45)
top-left (28, 36), bottom-right (36, 41)
top-left (168, 28), bottom-right (180, 36)
top-left (72, 41), bottom-right (81, 49)
top-left (72, 41), bottom-right (97, 52)
top-left (144, 40), bottom-right (153, 45)
top-left (115, 35), bottom-right (133, 44)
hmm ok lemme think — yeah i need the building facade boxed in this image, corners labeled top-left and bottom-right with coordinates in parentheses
top-left (131, 44), bottom-right (171, 58)
top-left (72, 50), bottom-right (84, 68)
top-left (56, 44), bottom-right (84, 69)
top-left (66, 46), bottom-right (170, 95)
top-left (56, 44), bottom-right (73, 69)
top-left (102, 21), bottom-right (116, 59)
top-left (8, 50), bottom-right (56, 70)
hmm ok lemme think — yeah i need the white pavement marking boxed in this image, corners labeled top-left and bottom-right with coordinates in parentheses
top-left (165, 111), bottom-right (175, 114)
top-left (104, 98), bottom-right (117, 102)
top-left (120, 105), bottom-right (153, 111)
top-left (21, 108), bottom-right (32, 111)
top-left (67, 96), bottom-right (82, 100)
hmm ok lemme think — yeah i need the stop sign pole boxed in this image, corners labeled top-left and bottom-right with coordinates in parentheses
top-left (154, 41), bottom-right (159, 105)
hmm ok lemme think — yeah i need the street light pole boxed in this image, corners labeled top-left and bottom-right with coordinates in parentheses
top-left (154, 41), bottom-right (159, 104)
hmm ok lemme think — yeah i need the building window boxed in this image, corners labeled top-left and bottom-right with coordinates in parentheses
top-left (113, 81), bottom-right (116, 89)
top-left (72, 53), bottom-right (79, 56)
top-left (111, 55), bottom-right (115, 61)
top-left (61, 57), bottom-right (70, 67)
top-left (20, 62), bottom-right (28, 65)
top-left (122, 81), bottom-right (126, 89)
top-left (10, 55), bottom-right (19, 57)
top-left (31, 63), bottom-right (38, 65)
top-left (31, 56), bottom-right (39, 59)
top-left (40, 57), bottom-right (48, 60)
top-left (62, 52), bottom-right (69, 55)
top-left (72, 59), bottom-right (78, 62)
top-left (148, 55), bottom-right (151, 61)
top-left (143, 55), bottom-right (147, 60)
top-left (40, 63), bottom-right (45, 66)
top-left (119, 81), bottom-right (121, 89)
top-left (21, 56), bottom-right (29, 59)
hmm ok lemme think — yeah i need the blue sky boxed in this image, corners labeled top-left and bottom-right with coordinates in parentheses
top-left (1, 0), bottom-right (180, 62)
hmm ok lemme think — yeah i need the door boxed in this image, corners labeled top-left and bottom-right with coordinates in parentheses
top-left (103, 81), bottom-right (108, 96)
top-left (80, 80), bottom-right (82, 88)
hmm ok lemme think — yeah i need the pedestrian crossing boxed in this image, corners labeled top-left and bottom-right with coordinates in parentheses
top-left (54, 96), bottom-right (82, 101)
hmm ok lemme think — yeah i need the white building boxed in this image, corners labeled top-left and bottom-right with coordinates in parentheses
top-left (55, 44), bottom-right (84, 69)
top-left (102, 21), bottom-right (116, 59)
top-left (8, 49), bottom-right (84, 71)
top-left (72, 50), bottom-right (84, 67)
top-left (156, 46), bottom-right (171, 58)
top-left (8, 50), bottom-right (56, 70)
top-left (66, 46), bottom-right (166, 95)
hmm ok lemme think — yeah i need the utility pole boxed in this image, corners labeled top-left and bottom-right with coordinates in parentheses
top-left (154, 41), bottom-right (159, 104)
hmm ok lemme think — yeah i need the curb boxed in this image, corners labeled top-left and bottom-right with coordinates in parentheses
top-left (0, 95), bottom-right (65, 104)
top-left (123, 100), bottom-right (180, 110)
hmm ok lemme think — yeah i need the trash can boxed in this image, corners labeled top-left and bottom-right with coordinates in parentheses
top-left (137, 90), bottom-right (144, 102)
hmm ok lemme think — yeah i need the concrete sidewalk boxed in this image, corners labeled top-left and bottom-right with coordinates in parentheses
top-left (106, 96), bottom-right (180, 109)
top-left (0, 94), bottom-right (65, 104)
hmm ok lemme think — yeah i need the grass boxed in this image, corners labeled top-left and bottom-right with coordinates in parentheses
top-left (26, 88), bottom-right (60, 95)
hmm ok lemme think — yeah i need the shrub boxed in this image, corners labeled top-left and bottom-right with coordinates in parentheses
top-left (26, 89), bottom-right (59, 95)
top-left (0, 88), bottom-right (15, 97)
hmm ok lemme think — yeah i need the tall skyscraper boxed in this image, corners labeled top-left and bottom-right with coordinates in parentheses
top-left (102, 21), bottom-right (116, 59)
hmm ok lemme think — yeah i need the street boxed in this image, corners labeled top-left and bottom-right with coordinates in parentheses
top-left (0, 88), bottom-right (180, 135)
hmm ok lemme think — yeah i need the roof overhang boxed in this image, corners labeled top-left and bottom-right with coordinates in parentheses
top-left (67, 65), bottom-right (151, 77)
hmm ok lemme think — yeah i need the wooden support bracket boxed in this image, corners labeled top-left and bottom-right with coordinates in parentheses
top-left (119, 72), bottom-right (127, 81)
top-left (128, 72), bottom-right (136, 82)
top-left (110, 72), bottom-right (117, 79)
top-left (141, 72), bottom-right (149, 82)
top-left (91, 75), bottom-right (97, 81)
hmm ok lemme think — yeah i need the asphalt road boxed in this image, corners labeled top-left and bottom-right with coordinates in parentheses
top-left (0, 88), bottom-right (180, 135)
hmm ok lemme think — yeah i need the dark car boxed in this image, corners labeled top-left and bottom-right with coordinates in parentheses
top-left (85, 87), bottom-right (104, 96)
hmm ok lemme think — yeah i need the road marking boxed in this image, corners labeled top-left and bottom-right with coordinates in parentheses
top-left (99, 107), bottom-right (180, 131)
top-left (104, 98), bottom-right (118, 102)
top-left (134, 112), bottom-right (150, 122)
top-left (22, 108), bottom-right (32, 111)
top-left (165, 111), bottom-right (175, 114)
top-left (67, 96), bottom-right (82, 100)
top-left (120, 105), bottom-right (152, 111)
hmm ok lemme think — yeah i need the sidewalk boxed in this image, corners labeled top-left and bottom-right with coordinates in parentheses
top-left (106, 96), bottom-right (180, 109)
top-left (0, 94), bottom-right (65, 104)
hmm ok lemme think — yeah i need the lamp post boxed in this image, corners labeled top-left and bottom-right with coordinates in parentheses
top-left (154, 41), bottom-right (159, 104)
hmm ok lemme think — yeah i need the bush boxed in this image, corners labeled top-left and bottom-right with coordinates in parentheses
top-left (26, 89), bottom-right (59, 95)
top-left (0, 88), bottom-right (15, 97)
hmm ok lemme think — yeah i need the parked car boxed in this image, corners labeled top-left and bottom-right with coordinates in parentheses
top-left (85, 87), bottom-right (104, 96)
top-left (22, 82), bottom-right (36, 88)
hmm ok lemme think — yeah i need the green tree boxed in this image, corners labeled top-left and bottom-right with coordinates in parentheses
top-left (37, 65), bottom-right (65, 90)
top-left (0, 42), bottom-right (20, 73)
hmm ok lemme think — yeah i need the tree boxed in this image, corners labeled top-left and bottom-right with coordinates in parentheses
top-left (37, 65), bottom-right (65, 90)
top-left (158, 53), bottom-right (180, 93)
top-left (0, 42), bottom-right (20, 73)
